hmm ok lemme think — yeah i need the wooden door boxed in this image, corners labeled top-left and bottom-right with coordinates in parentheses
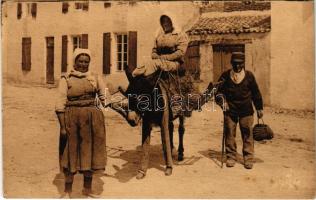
top-left (183, 41), bottom-right (200, 80)
top-left (46, 37), bottom-right (54, 84)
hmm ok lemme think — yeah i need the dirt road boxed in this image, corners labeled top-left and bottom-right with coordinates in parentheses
top-left (3, 84), bottom-right (315, 198)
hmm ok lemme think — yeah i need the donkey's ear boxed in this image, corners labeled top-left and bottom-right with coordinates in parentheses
top-left (207, 82), bottom-right (214, 91)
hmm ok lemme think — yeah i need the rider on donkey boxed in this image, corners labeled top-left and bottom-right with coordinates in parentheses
top-left (132, 14), bottom-right (189, 77)
top-left (119, 14), bottom-right (210, 124)
top-left (111, 14), bottom-right (215, 179)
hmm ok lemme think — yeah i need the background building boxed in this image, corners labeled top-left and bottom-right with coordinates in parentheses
top-left (1, 1), bottom-right (200, 86)
top-left (1, 1), bottom-right (314, 110)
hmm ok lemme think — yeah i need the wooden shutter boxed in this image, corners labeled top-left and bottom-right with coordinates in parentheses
top-left (184, 41), bottom-right (200, 80)
top-left (31, 3), bottom-right (37, 18)
top-left (17, 3), bottom-right (22, 19)
top-left (46, 37), bottom-right (54, 84)
top-left (22, 37), bottom-right (31, 71)
top-left (103, 33), bottom-right (111, 74)
top-left (61, 35), bottom-right (68, 72)
top-left (82, 2), bottom-right (89, 11)
top-left (81, 34), bottom-right (88, 49)
top-left (104, 2), bottom-right (111, 8)
top-left (62, 2), bottom-right (69, 14)
top-left (128, 31), bottom-right (137, 72)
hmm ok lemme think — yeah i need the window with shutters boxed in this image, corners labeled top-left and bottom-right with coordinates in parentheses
top-left (22, 37), bottom-right (31, 71)
top-left (72, 34), bottom-right (88, 51)
top-left (72, 35), bottom-right (82, 51)
top-left (116, 34), bottom-right (128, 71)
top-left (74, 2), bottom-right (89, 11)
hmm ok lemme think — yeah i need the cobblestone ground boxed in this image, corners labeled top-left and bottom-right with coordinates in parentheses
top-left (2, 84), bottom-right (315, 198)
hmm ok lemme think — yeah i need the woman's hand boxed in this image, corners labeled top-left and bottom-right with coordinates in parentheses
top-left (152, 53), bottom-right (160, 59)
top-left (56, 112), bottom-right (67, 135)
top-left (160, 55), bottom-right (169, 60)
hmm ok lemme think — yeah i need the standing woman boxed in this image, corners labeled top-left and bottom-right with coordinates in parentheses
top-left (55, 48), bottom-right (106, 197)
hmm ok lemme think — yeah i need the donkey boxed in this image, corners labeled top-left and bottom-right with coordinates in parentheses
top-left (109, 67), bottom-right (219, 177)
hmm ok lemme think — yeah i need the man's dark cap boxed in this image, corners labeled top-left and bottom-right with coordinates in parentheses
top-left (231, 52), bottom-right (245, 63)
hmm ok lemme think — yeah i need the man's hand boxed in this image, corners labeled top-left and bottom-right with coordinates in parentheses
top-left (257, 110), bottom-right (263, 118)
top-left (222, 102), bottom-right (229, 112)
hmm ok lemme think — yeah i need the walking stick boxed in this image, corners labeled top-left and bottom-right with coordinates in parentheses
top-left (221, 112), bottom-right (225, 168)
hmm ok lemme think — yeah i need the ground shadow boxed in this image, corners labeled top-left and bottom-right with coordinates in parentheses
top-left (52, 173), bottom-right (65, 197)
top-left (174, 155), bottom-right (203, 166)
top-left (52, 171), bottom-right (105, 198)
top-left (199, 149), bottom-right (264, 168)
top-left (108, 144), bottom-right (173, 183)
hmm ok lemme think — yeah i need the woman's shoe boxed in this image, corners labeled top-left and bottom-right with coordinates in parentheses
top-left (82, 188), bottom-right (101, 198)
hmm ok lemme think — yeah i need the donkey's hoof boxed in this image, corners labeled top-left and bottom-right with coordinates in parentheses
top-left (165, 167), bottom-right (172, 176)
top-left (178, 154), bottom-right (184, 161)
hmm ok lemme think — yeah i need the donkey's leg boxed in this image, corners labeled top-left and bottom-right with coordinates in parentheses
top-left (137, 118), bottom-right (152, 179)
top-left (178, 116), bottom-right (185, 161)
top-left (169, 121), bottom-right (178, 159)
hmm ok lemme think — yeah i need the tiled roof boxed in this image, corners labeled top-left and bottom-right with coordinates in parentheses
top-left (187, 14), bottom-right (271, 35)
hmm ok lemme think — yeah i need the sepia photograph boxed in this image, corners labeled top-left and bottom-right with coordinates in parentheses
top-left (1, 0), bottom-right (315, 198)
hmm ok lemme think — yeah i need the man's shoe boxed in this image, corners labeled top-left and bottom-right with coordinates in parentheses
top-left (165, 167), bottom-right (172, 176)
top-left (60, 191), bottom-right (72, 199)
top-left (226, 158), bottom-right (236, 167)
top-left (244, 160), bottom-right (254, 169)
top-left (136, 170), bottom-right (146, 180)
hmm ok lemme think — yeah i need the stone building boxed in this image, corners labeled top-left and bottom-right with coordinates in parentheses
top-left (1, 1), bottom-right (199, 87)
top-left (1, 1), bottom-right (314, 110)
top-left (186, 1), bottom-right (271, 104)
top-left (185, 1), bottom-right (313, 110)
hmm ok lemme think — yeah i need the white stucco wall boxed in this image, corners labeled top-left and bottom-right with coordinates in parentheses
top-left (2, 1), bottom-right (200, 88)
top-left (270, 1), bottom-right (314, 110)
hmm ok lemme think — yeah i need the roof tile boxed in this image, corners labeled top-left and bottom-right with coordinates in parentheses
top-left (188, 14), bottom-right (271, 35)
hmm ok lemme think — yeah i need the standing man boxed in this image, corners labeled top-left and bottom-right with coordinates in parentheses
top-left (216, 52), bottom-right (263, 169)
